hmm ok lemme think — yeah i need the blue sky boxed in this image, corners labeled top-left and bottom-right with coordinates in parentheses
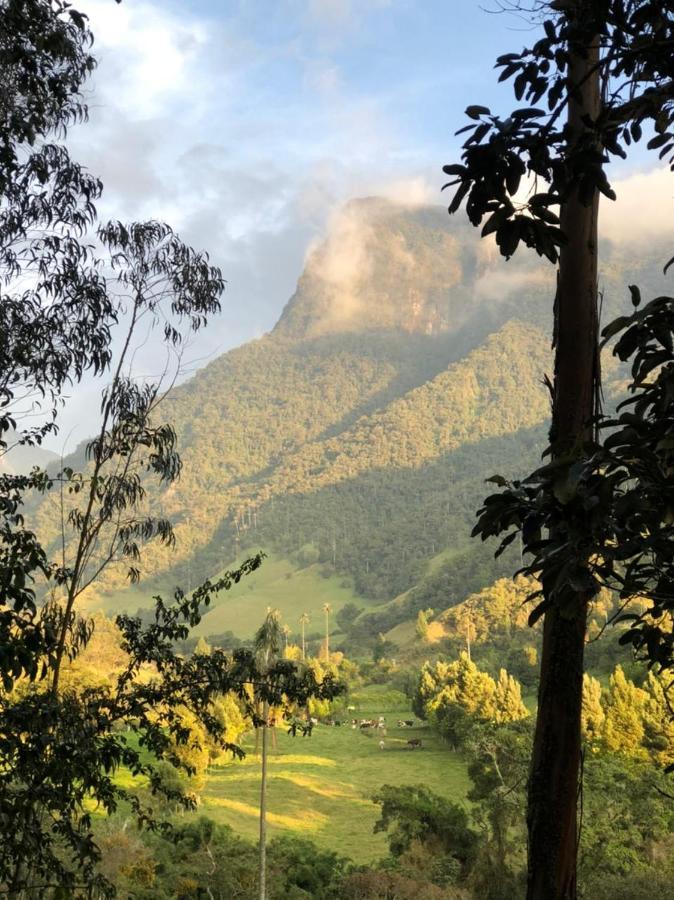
top-left (45, 0), bottom-right (670, 451)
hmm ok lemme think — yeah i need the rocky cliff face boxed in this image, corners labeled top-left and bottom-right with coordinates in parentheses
top-left (274, 196), bottom-right (674, 343)
top-left (273, 198), bottom-right (494, 338)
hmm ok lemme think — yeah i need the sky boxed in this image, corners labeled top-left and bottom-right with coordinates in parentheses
top-left (41, 0), bottom-right (670, 451)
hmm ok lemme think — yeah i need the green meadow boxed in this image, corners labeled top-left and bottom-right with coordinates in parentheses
top-left (200, 691), bottom-right (471, 863)
top-left (94, 553), bottom-right (371, 640)
top-left (191, 554), bottom-right (373, 639)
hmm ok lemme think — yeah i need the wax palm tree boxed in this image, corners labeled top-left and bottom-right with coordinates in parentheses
top-left (322, 602), bottom-right (332, 662)
top-left (299, 612), bottom-right (309, 661)
top-left (253, 608), bottom-right (282, 900)
top-left (281, 623), bottom-right (291, 655)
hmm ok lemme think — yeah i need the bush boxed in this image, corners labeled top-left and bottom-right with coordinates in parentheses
top-left (268, 835), bottom-right (348, 899)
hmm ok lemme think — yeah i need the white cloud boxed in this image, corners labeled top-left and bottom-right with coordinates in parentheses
top-left (81, 0), bottom-right (211, 118)
top-left (601, 167), bottom-right (674, 244)
top-left (379, 175), bottom-right (435, 206)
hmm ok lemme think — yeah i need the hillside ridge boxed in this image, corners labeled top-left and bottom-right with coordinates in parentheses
top-left (30, 199), bottom-right (674, 637)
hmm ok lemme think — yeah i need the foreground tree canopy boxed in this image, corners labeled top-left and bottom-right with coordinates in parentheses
top-left (445, 1), bottom-right (674, 897)
top-left (0, 3), bottom-right (342, 896)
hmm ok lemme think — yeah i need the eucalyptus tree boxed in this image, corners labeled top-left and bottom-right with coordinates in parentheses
top-left (0, 2), bottom-right (344, 895)
top-left (0, 209), bottom-right (240, 894)
top-left (0, 0), bottom-right (109, 691)
top-left (443, 2), bottom-right (674, 896)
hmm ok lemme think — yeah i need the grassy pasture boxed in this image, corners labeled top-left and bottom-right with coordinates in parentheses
top-left (200, 689), bottom-right (471, 863)
top-left (192, 554), bottom-right (372, 639)
top-left (91, 553), bottom-right (371, 641)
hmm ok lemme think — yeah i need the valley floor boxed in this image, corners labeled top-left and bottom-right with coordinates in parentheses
top-left (200, 691), bottom-right (470, 862)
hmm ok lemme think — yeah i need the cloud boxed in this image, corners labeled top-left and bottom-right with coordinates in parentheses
top-left (510, 166), bottom-right (674, 247)
top-left (298, 175), bottom-right (437, 331)
top-left (82, 0), bottom-right (212, 118)
top-left (473, 267), bottom-right (551, 302)
top-left (379, 175), bottom-right (435, 206)
top-left (306, 0), bottom-right (391, 30)
top-left (302, 201), bottom-right (376, 328)
top-left (601, 167), bottom-right (674, 244)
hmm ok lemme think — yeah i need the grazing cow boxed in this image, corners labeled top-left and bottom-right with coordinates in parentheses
top-left (405, 720), bottom-right (414, 728)
top-left (407, 738), bottom-right (422, 750)
top-left (310, 717), bottom-right (318, 726)
top-left (379, 740), bottom-right (385, 750)
top-left (397, 720), bottom-right (406, 728)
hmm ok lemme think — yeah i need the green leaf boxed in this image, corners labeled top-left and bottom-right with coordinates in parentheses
top-left (528, 599), bottom-right (550, 628)
top-left (630, 121), bottom-right (642, 142)
top-left (601, 315), bottom-right (632, 342)
top-left (647, 132), bottom-right (671, 150)
top-left (512, 107), bottom-right (546, 119)
top-left (442, 164), bottom-right (466, 176)
top-left (465, 105), bottom-right (491, 120)
top-left (447, 180), bottom-right (470, 215)
top-left (481, 206), bottom-right (511, 237)
top-left (468, 122), bottom-right (491, 145)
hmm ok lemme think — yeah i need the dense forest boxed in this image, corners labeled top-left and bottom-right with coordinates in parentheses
top-left (29, 201), bottom-right (673, 631)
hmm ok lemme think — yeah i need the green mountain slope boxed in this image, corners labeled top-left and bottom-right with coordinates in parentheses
top-left (34, 198), bottom-right (674, 638)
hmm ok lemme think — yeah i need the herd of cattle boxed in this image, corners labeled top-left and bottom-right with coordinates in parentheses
top-left (309, 715), bottom-right (423, 751)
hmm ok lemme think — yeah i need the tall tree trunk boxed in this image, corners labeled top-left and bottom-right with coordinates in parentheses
top-left (526, 16), bottom-right (600, 900)
top-left (259, 701), bottom-right (269, 900)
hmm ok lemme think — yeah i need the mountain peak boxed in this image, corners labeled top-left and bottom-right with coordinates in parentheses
top-left (273, 198), bottom-right (475, 339)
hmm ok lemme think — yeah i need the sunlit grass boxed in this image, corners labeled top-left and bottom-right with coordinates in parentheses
top-left (108, 689), bottom-right (471, 862)
top-left (199, 695), bottom-right (471, 863)
top-left (92, 552), bottom-right (373, 641)
top-left (206, 796), bottom-right (328, 831)
top-left (191, 553), bottom-right (373, 639)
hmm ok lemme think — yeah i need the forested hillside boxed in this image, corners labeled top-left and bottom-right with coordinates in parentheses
top-left (34, 198), bottom-right (673, 636)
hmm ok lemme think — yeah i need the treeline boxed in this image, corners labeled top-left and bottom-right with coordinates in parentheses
top-left (377, 576), bottom-right (654, 689)
top-left (403, 652), bottom-right (674, 899)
